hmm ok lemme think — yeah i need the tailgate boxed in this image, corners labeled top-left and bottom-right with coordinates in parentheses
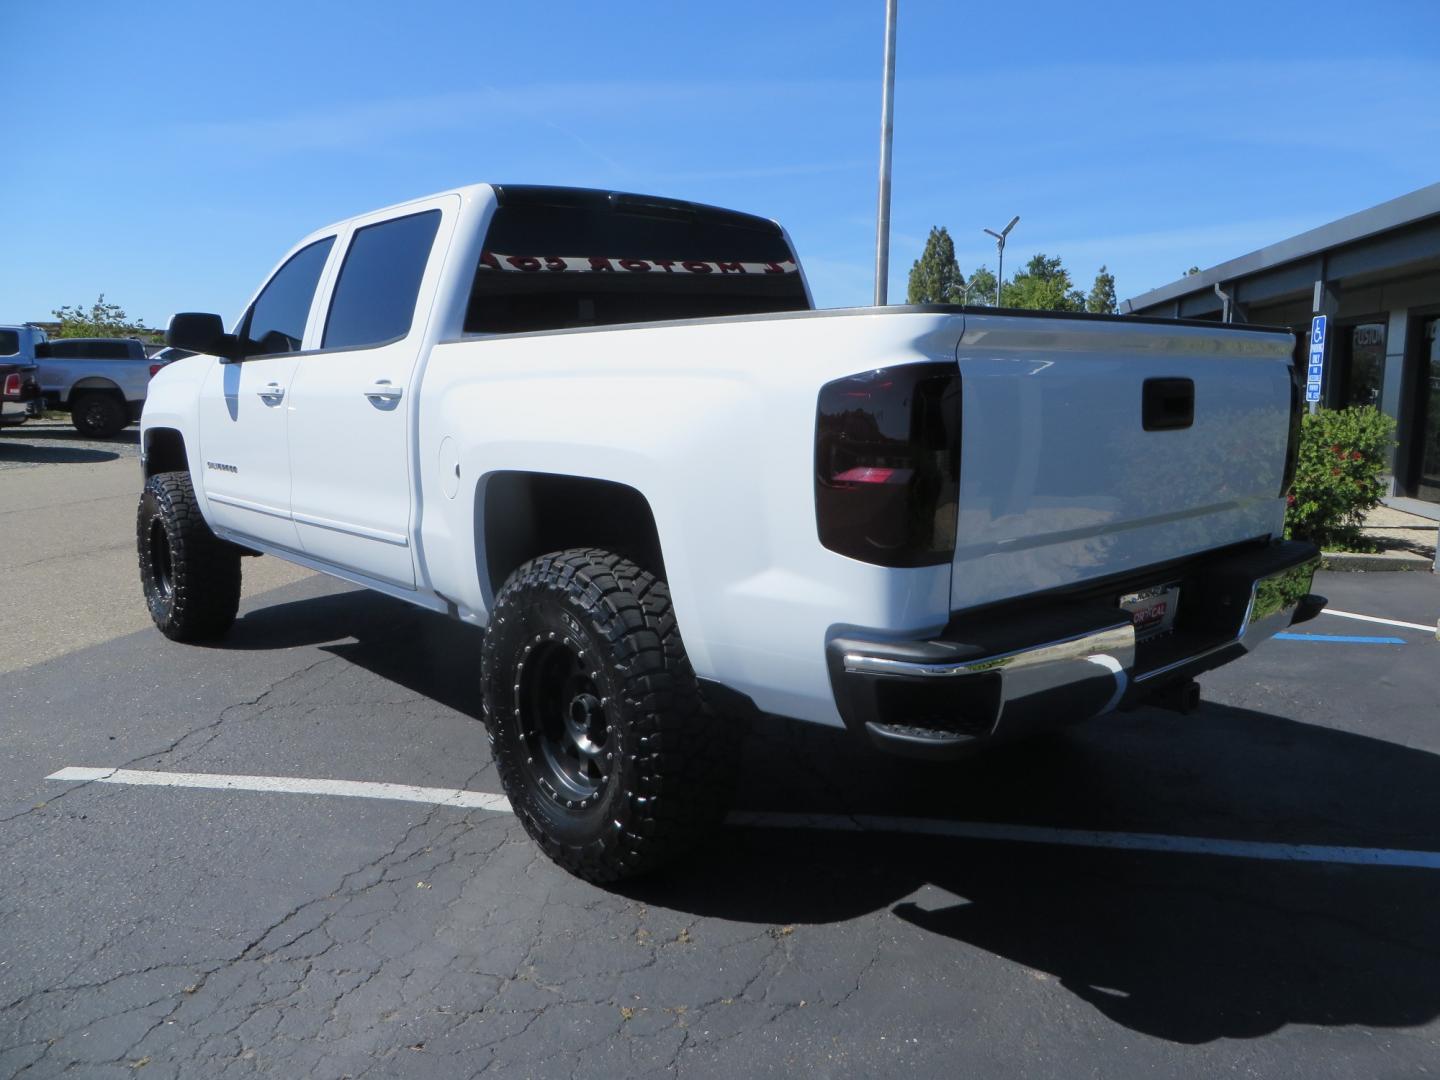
top-left (952, 315), bottom-right (1295, 611)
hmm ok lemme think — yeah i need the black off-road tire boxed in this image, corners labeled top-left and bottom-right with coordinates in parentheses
top-left (136, 471), bottom-right (242, 642)
top-left (481, 549), bottom-right (738, 883)
top-left (72, 393), bottom-right (129, 438)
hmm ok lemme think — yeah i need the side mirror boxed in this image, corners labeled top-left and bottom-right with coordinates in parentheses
top-left (167, 312), bottom-right (241, 361)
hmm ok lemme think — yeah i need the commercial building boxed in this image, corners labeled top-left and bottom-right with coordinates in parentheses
top-left (1123, 183), bottom-right (1440, 518)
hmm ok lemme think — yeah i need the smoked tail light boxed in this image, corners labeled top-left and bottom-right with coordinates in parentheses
top-left (815, 362), bottom-right (961, 567)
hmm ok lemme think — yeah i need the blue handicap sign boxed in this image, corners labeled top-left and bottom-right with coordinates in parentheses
top-left (1310, 315), bottom-right (1327, 347)
top-left (1306, 386), bottom-right (1321, 402)
top-left (1309, 364), bottom-right (1323, 379)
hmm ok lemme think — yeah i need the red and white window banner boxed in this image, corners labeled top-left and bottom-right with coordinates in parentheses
top-left (479, 253), bottom-right (799, 275)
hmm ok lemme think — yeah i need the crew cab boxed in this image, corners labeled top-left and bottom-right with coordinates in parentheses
top-left (33, 336), bottom-right (158, 437)
top-left (139, 183), bottom-right (1322, 881)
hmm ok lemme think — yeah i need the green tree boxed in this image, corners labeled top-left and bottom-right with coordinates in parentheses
top-left (906, 226), bottom-right (964, 304)
top-left (1001, 253), bottom-right (1085, 312)
top-left (51, 294), bottom-right (157, 340)
top-left (1085, 265), bottom-right (1118, 314)
top-left (1184, 266), bottom-right (1201, 276)
top-left (963, 265), bottom-right (997, 306)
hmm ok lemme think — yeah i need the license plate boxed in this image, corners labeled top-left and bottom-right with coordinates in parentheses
top-left (1119, 583), bottom-right (1181, 641)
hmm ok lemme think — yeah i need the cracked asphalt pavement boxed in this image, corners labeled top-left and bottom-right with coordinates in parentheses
top-left (4, 428), bottom-right (1440, 1077)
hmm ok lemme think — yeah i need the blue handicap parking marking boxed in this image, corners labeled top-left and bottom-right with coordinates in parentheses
top-left (1274, 632), bottom-right (1407, 645)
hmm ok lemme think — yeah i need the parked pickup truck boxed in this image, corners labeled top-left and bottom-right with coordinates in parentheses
top-left (1, 325), bottom-right (44, 431)
top-left (34, 336), bottom-right (159, 437)
top-left (1, 362), bottom-right (41, 432)
top-left (140, 183), bottom-right (1323, 880)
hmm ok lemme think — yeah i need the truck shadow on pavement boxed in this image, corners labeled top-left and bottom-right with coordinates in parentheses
top-left (224, 588), bottom-right (485, 718)
top-left (220, 587), bottom-right (1440, 1045)
top-left (0, 441), bottom-right (122, 464)
top-left (638, 710), bottom-right (1440, 1044)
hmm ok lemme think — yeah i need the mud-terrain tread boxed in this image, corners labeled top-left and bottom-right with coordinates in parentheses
top-left (481, 548), bottom-right (738, 882)
top-left (136, 470), bottom-right (241, 642)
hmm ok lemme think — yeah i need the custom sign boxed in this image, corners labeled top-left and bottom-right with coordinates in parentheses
top-left (1306, 315), bottom-right (1327, 405)
top-left (479, 253), bottom-right (799, 276)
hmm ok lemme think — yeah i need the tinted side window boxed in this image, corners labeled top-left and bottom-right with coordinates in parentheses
top-left (241, 237), bottom-right (335, 356)
top-left (48, 339), bottom-right (132, 359)
top-left (0, 330), bottom-right (17, 356)
top-left (323, 210), bottom-right (441, 350)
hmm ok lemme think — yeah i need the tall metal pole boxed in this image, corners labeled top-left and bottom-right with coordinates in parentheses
top-left (873, 0), bottom-right (898, 306)
top-left (995, 237), bottom-right (1004, 307)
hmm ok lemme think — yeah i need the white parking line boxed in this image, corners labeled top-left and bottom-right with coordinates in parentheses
top-left (1323, 608), bottom-right (1437, 634)
top-left (47, 766), bottom-right (1440, 871)
top-left (45, 766), bottom-right (512, 812)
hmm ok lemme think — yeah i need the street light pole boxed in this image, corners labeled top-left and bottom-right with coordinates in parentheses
top-left (873, 0), bottom-right (898, 306)
top-left (983, 215), bottom-right (1019, 307)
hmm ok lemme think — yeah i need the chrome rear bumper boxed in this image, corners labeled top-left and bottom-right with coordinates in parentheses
top-left (827, 540), bottom-right (1322, 759)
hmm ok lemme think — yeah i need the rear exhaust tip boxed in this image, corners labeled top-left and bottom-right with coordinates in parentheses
top-left (1150, 679), bottom-right (1201, 715)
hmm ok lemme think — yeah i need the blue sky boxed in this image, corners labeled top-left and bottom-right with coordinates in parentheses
top-left (4, 0), bottom-right (1438, 327)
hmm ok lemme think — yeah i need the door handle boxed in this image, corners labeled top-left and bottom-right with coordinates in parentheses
top-left (364, 380), bottom-right (404, 402)
top-left (257, 381), bottom-right (285, 402)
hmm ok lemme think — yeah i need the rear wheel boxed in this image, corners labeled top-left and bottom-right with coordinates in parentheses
top-left (137, 471), bottom-right (241, 641)
top-left (481, 549), bottom-right (737, 882)
top-left (72, 393), bottom-right (128, 438)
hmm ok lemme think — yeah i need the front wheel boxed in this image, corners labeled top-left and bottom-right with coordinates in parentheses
top-left (137, 471), bottom-right (241, 642)
top-left (481, 549), bottom-right (737, 882)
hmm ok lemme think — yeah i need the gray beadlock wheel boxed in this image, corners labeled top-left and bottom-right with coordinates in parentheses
top-left (136, 471), bottom-right (241, 642)
top-left (481, 548), bottom-right (737, 883)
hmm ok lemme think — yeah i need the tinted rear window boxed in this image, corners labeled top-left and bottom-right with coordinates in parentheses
top-left (323, 210), bottom-right (441, 349)
top-left (464, 187), bottom-right (809, 334)
top-left (46, 339), bottom-right (139, 360)
top-left (0, 330), bottom-right (17, 356)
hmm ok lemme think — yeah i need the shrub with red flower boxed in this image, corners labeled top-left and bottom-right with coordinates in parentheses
top-left (1285, 405), bottom-right (1396, 550)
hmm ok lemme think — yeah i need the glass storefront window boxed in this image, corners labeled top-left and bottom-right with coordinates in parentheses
top-left (1340, 322), bottom-right (1386, 408)
top-left (1417, 317), bottom-right (1440, 504)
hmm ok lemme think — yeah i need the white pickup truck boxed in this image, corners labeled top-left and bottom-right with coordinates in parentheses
top-left (140, 183), bottom-right (1323, 881)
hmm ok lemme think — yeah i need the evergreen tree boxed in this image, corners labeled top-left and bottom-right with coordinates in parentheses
top-left (1086, 265), bottom-right (1118, 314)
top-left (906, 226), bottom-right (964, 304)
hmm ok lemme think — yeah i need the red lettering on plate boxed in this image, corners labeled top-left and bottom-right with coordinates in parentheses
top-left (479, 251), bottom-right (502, 270)
top-left (716, 261), bottom-right (744, 274)
top-left (682, 261), bottom-right (713, 274)
top-left (763, 261), bottom-right (786, 274)
top-left (653, 259), bottom-right (676, 273)
top-left (618, 259), bottom-right (651, 272)
top-left (506, 256), bottom-right (542, 272)
top-left (588, 257), bottom-right (615, 271)
top-left (544, 256), bottom-right (567, 272)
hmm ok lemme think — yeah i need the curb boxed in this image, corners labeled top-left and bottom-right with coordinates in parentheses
top-left (1321, 550), bottom-right (1435, 572)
